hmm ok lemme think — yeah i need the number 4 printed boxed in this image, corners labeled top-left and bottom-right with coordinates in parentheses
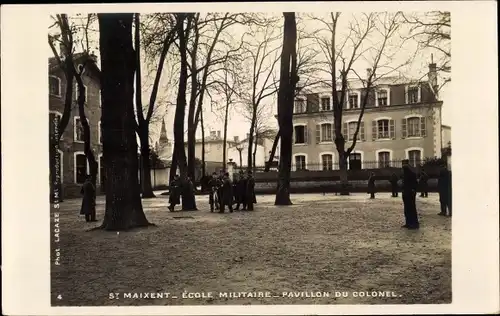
top-left (57, 294), bottom-right (62, 300)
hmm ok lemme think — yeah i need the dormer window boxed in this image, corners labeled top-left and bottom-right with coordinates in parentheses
top-left (376, 89), bottom-right (389, 106)
top-left (294, 99), bottom-right (306, 114)
top-left (320, 97), bottom-right (331, 111)
top-left (406, 85), bottom-right (421, 104)
top-left (348, 93), bottom-right (359, 109)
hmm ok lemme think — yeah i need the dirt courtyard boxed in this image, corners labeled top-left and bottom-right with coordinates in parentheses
top-left (51, 192), bottom-right (451, 306)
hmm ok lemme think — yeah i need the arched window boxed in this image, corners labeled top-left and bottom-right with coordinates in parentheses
top-left (74, 152), bottom-right (88, 184)
top-left (320, 123), bottom-right (332, 142)
top-left (377, 151), bottom-right (391, 168)
top-left (402, 116), bottom-right (426, 138)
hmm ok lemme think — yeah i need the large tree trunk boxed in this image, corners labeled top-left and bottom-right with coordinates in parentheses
top-left (187, 18), bottom-right (199, 182)
top-left (275, 12), bottom-right (297, 206)
top-left (264, 131), bottom-right (280, 172)
top-left (252, 132), bottom-right (258, 172)
top-left (97, 13), bottom-right (152, 230)
top-left (173, 13), bottom-right (197, 211)
top-left (169, 147), bottom-right (177, 184)
top-left (338, 153), bottom-right (349, 195)
top-left (238, 149), bottom-right (243, 168)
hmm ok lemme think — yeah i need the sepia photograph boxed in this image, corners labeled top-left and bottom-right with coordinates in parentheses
top-left (1, 1), bottom-right (498, 315)
top-left (48, 10), bottom-right (453, 306)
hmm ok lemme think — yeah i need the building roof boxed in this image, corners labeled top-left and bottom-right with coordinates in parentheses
top-left (49, 53), bottom-right (101, 82)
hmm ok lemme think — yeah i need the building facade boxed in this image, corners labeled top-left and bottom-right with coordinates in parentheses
top-left (49, 54), bottom-right (103, 199)
top-left (290, 64), bottom-right (444, 171)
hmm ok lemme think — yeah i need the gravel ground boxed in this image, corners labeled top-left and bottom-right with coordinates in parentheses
top-left (50, 192), bottom-right (451, 306)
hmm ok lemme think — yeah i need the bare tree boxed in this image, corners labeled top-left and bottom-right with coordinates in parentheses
top-left (239, 21), bottom-right (282, 171)
top-left (275, 12), bottom-right (298, 205)
top-left (134, 13), bottom-right (176, 198)
top-left (172, 13), bottom-right (197, 210)
top-left (310, 12), bottom-right (408, 194)
top-left (49, 14), bottom-right (99, 200)
top-left (401, 11), bottom-right (451, 96)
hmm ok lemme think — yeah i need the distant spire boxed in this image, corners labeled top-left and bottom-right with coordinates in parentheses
top-left (431, 53), bottom-right (434, 64)
top-left (159, 119), bottom-right (168, 142)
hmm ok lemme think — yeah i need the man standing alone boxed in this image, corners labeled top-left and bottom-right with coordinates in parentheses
top-left (401, 162), bottom-right (419, 229)
top-left (438, 164), bottom-right (452, 217)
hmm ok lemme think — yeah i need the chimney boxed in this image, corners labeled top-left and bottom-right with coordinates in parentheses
top-left (428, 58), bottom-right (438, 94)
top-left (217, 130), bottom-right (221, 139)
top-left (234, 136), bottom-right (239, 143)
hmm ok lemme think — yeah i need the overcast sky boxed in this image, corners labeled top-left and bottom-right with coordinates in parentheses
top-left (48, 12), bottom-right (451, 143)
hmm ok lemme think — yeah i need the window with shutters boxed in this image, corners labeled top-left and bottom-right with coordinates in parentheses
top-left (408, 150), bottom-right (422, 167)
top-left (345, 121), bottom-right (364, 142)
top-left (376, 89), bottom-right (388, 106)
top-left (74, 117), bottom-right (85, 142)
top-left (49, 76), bottom-right (61, 96)
top-left (407, 86), bottom-right (420, 104)
top-left (75, 153), bottom-right (88, 184)
top-left (320, 97), bottom-right (331, 111)
top-left (321, 154), bottom-right (333, 171)
top-left (295, 155), bottom-right (306, 171)
top-left (377, 119), bottom-right (390, 139)
top-left (378, 151), bottom-right (391, 168)
top-left (294, 99), bottom-right (306, 114)
top-left (349, 93), bottom-right (359, 109)
top-left (402, 116), bottom-right (426, 138)
top-left (320, 123), bottom-right (333, 142)
top-left (75, 83), bottom-right (88, 101)
top-left (294, 125), bottom-right (306, 144)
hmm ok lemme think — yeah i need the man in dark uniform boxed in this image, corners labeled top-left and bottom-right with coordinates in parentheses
top-left (419, 168), bottom-right (429, 198)
top-left (401, 162), bottom-right (419, 229)
top-left (216, 169), bottom-right (224, 210)
top-left (208, 172), bottom-right (219, 212)
top-left (390, 172), bottom-right (399, 197)
top-left (245, 171), bottom-right (256, 211)
top-left (168, 174), bottom-right (181, 212)
top-left (80, 176), bottom-right (97, 222)
top-left (220, 172), bottom-right (234, 213)
top-left (367, 172), bottom-right (376, 199)
top-left (438, 164), bottom-right (452, 216)
top-left (236, 171), bottom-right (247, 210)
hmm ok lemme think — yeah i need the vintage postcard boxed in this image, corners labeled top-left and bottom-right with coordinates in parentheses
top-left (1, 1), bottom-right (499, 315)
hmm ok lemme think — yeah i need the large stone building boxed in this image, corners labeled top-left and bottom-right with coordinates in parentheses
top-left (290, 63), bottom-right (446, 171)
top-left (49, 53), bottom-right (103, 199)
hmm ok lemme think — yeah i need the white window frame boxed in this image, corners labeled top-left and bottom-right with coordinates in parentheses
top-left (375, 88), bottom-right (390, 107)
top-left (405, 147), bottom-right (424, 166)
top-left (319, 122), bottom-right (334, 143)
top-left (405, 84), bottom-right (421, 104)
top-left (73, 151), bottom-right (90, 184)
top-left (49, 75), bottom-right (61, 97)
top-left (347, 150), bottom-right (364, 169)
top-left (375, 116), bottom-right (392, 140)
top-left (74, 82), bottom-right (88, 101)
top-left (319, 94), bottom-right (331, 112)
top-left (404, 114), bottom-right (424, 139)
top-left (319, 151), bottom-right (336, 170)
top-left (293, 153), bottom-right (308, 171)
top-left (375, 149), bottom-right (393, 168)
top-left (293, 123), bottom-right (308, 146)
top-left (74, 116), bottom-right (89, 143)
top-left (347, 91), bottom-right (361, 109)
top-left (57, 149), bottom-right (64, 184)
top-left (293, 97), bottom-right (307, 114)
top-left (345, 119), bottom-right (364, 142)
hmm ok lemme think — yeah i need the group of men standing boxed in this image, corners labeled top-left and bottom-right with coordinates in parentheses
top-left (366, 162), bottom-right (452, 230)
top-left (208, 170), bottom-right (256, 213)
